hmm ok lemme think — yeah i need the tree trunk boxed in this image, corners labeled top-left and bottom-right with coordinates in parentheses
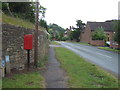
top-left (7, 3), bottom-right (14, 17)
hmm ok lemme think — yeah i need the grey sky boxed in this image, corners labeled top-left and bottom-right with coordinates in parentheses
top-left (40, 0), bottom-right (119, 28)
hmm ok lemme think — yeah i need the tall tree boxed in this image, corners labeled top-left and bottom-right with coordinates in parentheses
top-left (2, 2), bottom-right (46, 23)
top-left (74, 20), bottom-right (85, 42)
top-left (2, 2), bottom-right (35, 22)
top-left (76, 20), bottom-right (85, 29)
top-left (39, 5), bottom-right (46, 19)
top-left (9, 2), bottom-right (35, 22)
top-left (39, 19), bottom-right (48, 30)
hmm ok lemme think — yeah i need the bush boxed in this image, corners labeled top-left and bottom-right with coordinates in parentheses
top-left (62, 37), bottom-right (69, 41)
top-left (92, 27), bottom-right (107, 40)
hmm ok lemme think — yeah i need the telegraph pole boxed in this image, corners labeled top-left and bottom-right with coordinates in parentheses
top-left (34, 0), bottom-right (39, 67)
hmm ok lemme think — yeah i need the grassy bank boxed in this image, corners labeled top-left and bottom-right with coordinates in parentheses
top-left (98, 47), bottom-right (120, 53)
top-left (51, 41), bottom-right (61, 45)
top-left (2, 72), bottom-right (44, 88)
top-left (55, 47), bottom-right (118, 88)
top-left (2, 14), bottom-right (45, 30)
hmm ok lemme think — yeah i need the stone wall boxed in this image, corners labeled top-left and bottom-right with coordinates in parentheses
top-left (2, 23), bottom-right (49, 70)
top-left (38, 31), bottom-right (49, 65)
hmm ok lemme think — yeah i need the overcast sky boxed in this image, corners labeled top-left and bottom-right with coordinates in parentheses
top-left (40, 0), bottom-right (119, 29)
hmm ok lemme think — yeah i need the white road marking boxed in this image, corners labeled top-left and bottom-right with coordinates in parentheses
top-left (96, 52), bottom-right (112, 59)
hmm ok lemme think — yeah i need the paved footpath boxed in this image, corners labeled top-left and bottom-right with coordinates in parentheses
top-left (43, 46), bottom-right (68, 88)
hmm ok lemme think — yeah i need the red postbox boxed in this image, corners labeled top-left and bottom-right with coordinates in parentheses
top-left (24, 34), bottom-right (33, 70)
top-left (24, 34), bottom-right (33, 50)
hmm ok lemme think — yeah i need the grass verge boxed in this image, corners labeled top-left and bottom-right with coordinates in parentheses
top-left (51, 41), bottom-right (61, 45)
top-left (98, 47), bottom-right (120, 53)
top-left (2, 72), bottom-right (44, 88)
top-left (78, 42), bottom-right (90, 45)
top-left (55, 47), bottom-right (119, 88)
top-left (66, 41), bottom-right (90, 46)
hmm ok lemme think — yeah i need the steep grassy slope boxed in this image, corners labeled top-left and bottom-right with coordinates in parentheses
top-left (2, 13), bottom-right (45, 30)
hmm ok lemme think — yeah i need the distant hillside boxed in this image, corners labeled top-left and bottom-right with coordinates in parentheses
top-left (2, 13), bottom-right (45, 31)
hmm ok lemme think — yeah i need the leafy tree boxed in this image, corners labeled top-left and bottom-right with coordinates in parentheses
top-left (39, 5), bottom-right (46, 19)
top-left (59, 31), bottom-right (64, 40)
top-left (69, 20), bottom-right (85, 42)
top-left (2, 2), bottom-right (14, 17)
top-left (39, 19), bottom-right (48, 30)
top-left (2, 2), bottom-right (35, 22)
top-left (76, 20), bottom-right (85, 29)
top-left (69, 31), bottom-right (75, 41)
top-left (2, 2), bottom-right (46, 23)
top-left (48, 23), bottom-right (65, 41)
top-left (69, 31), bottom-right (73, 40)
top-left (76, 20), bottom-right (85, 41)
top-left (55, 31), bottom-right (60, 40)
top-left (48, 29), bottom-right (54, 40)
top-left (92, 27), bottom-right (107, 40)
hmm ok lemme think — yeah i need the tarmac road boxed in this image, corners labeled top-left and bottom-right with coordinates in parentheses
top-left (57, 41), bottom-right (119, 78)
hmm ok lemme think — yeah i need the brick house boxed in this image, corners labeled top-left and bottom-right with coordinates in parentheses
top-left (64, 26), bottom-right (72, 37)
top-left (80, 21), bottom-right (114, 46)
top-left (64, 30), bottom-right (68, 37)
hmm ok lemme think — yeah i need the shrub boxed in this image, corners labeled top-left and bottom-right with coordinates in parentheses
top-left (92, 27), bottom-right (107, 40)
top-left (62, 37), bottom-right (69, 41)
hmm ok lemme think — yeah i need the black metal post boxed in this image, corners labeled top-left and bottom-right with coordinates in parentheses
top-left (27, 49), bottom-right (30, 71)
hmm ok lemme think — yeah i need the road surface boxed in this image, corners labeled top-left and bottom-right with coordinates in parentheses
top-left (57, 41), bottom-right (119, 78)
